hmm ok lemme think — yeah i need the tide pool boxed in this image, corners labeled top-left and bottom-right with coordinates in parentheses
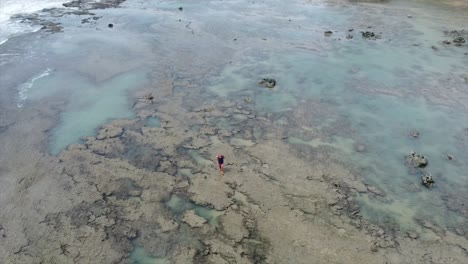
top-left (22, 69), bottom-right (149, 154)
top-left (166, 195), bottom-right (223, 226)
top-left (129, 245), bottom-right (169, 264)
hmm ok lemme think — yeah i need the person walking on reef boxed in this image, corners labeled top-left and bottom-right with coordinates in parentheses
top-left (216, 154), bottom-right (225, 175)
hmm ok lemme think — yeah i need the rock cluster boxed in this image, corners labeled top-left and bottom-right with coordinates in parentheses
top-left (63, 0), bottom-right (126, 9)
top-left (259, 78), bottom-right (276, 88)
top-left (453, 36), bottom-right (465, 46)
top-left (361, 31), bottom-right (381, 40)
top-left (442, 29), bottom-right (466, 46)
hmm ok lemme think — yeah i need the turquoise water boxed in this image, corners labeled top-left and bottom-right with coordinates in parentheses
top-left (129, 245), bottom-right (169, 264)
top-left (145, 116), bottom-right (161, 128)
top-left (203, 1), bottom-right (468, 233)
top-left (25, 69), bottom-right (149, 154)
top-left (207, 51), bottom-right (467, 232)
top-left (166, 195), bottom-right (223, 226)
top-left (2, 0), bottom-right (467, 239)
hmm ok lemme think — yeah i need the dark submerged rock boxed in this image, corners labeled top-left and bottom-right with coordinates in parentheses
top-left (324, 30), bottom-right (333, 36)
top-left (63, 0), bottom-right (126, 9)
top-left (361, 31), bottom-right (381, 40)
top-left (453, 36), bottom-right (465, 46)
top-left (40, 21), bottom-right (63, 33)
top-left (354, 143), bottom-right (366, 152)
top-left (443, 29), bottom-right (467, 46)
top-left (259, 78), bottom-right (276, 88)
top-left (409, 130), bottom-right (420, 138)
top-left (406, 231), bottom-right (419, 239)
top-left (178, 7), bottom-right (183, 11)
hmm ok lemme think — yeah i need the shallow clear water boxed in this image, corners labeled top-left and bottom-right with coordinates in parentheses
top-left (145, 117), bottom-right (161, 128)
top-left (27, 69), bottom-right (149, 154)
top-left (166, 195), bottom-right (223, 226)
top-left (208, 50), bottom-right (467, 232)
top-left (201, 0), bottom-right (468, 233)
top-left (129, 245), bottom-right (169, 264)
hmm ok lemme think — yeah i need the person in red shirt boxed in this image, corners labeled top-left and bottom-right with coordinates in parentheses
top-left (216, 154), bottom-right (225, 175)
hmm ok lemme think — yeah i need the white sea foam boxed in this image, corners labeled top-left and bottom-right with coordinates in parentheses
top-left (0, 0), bottom-right (67, 45)
top-left (17, 68), bottom-right (53, 108)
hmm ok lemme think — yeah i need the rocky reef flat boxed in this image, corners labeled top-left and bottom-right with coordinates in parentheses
top-left (0, 0), bottom-right (467, 263)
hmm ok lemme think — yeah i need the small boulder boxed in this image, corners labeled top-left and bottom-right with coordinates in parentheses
top-left (108, 23), bottom-right (113, 28)
top-left (259, 78), bottom-right (276, 88)
top-left (409, 130), bottom-right (420, 138)
top-left (178, 7), bottom-right (183, 11)
top-left (453, 36), bottom-right (465, 46)
top-left (406, 231), bottom-right (419, 239)
top-left (421, 174), bottom-right (435, 188)
top-left (361, 31), bottom-right (381, 40)
top-left (443, 40), bottom-right (451, 45)
top-left (406, 151), bottom-right (428, 168)
top-left (324, 30), bottom-right (333, 37)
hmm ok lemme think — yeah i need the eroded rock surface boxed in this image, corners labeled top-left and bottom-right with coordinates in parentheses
top-left (1, 1), bottom-right (468, 264)
top-left (182, 210), bottom-right (207, 227)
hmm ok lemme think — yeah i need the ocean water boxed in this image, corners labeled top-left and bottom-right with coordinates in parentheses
top-left (145, 117), bottom-right (161, 128)
top-left (0, 0), bottom-right (67, 44)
